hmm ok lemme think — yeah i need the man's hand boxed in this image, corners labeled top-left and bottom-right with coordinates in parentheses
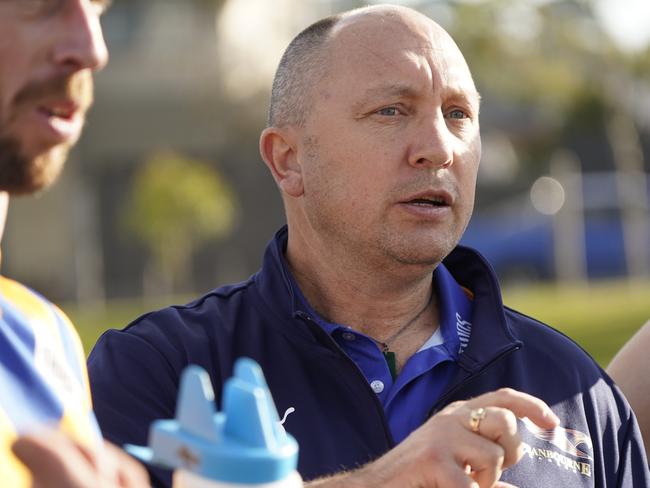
top-left (308, 388), bottom-right (559, 488)
top-left (12, 430), bottom-right (150, 488)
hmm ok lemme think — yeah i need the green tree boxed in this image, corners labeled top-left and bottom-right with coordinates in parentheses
top-left (125, 150), bottom-right (237, 296)
top-left (439, 0), bottom-right (649, 175)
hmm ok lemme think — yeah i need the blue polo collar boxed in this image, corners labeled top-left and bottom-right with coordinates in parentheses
top-left (285, 255), bottom-right (472, 362)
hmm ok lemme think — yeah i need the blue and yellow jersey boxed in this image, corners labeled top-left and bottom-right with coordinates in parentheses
top-left (0, 276), bottom-right (100, 487)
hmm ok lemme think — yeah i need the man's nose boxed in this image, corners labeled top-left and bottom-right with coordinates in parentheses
top-left (52, 0), bottom-right (109, 72)
top-left (408, 112), bottom-right (454, 170)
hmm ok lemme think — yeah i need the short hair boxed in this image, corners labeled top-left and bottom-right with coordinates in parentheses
top-left (267, 14), bottom-right (342, 128)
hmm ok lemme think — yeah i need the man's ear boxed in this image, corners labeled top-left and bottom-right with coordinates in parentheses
top-left (259, 127), bottom-right (304, 197)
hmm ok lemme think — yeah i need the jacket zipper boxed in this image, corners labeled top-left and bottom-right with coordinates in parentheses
top-left (295, 311), bottom-right (397, 448)
top-left (428, 343), bottom-right (522, 416)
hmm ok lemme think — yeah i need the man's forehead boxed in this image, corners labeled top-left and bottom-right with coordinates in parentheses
top-left (327, 7), bottom-right (469, 73)
top-left (323, 11), bottom-right (476, 101)
top-left (356, 82), bottom-right (481, 105)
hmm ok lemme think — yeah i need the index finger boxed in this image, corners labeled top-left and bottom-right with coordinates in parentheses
top-left (466, 388), bottom-right (559, 430)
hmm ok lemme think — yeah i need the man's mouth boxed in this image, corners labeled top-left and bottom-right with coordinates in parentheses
top-left (32, 100), bottom-right (85, 144)
top-left (406, 197), bottom-right (449, 207)
top-left (402, 190), bottom-right (453, 207)
top-left (38, 101), bottom-right (80, 121)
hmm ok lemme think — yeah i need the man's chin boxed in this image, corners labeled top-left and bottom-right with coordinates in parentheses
top-left (378, 226), bottom-right (460, 268)
top-left (0, 137), bottom-right (69, 195)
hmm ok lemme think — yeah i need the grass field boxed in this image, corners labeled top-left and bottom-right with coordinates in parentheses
top-left (503, 280), bottom-right (650, 367)
top-left (65, 281), bottom-right (650, 368)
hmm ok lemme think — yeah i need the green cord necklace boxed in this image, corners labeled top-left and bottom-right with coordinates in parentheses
top-left (365, 293), bottom-right (433, 380)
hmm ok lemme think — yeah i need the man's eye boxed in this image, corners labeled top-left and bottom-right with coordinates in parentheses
top-left (377, 107), bottom-right (400, 116)
top-left (447, 109), bottom-right (468, 120)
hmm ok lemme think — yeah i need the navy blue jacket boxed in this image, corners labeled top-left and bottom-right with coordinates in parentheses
top-left (88, 227), bottom-right (649, 487)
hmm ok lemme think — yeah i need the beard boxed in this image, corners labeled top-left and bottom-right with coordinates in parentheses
top-left (0, 70), bottom-right (92, 195)
top-left (0, 132), bottom-right (68, 194)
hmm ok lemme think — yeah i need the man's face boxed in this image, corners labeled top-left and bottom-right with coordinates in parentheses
top-left (0, 0), bottom-right (109, 194)
top-left (297, 10), bottom-right (482, 268)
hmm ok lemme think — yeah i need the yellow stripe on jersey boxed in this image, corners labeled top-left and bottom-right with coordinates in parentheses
top-left (0, 277), bottom-right (56, 327)
top-left (0, 276), bottom-right (100, 486)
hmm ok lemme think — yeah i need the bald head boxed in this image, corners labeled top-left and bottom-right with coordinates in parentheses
top-left (267, 5), bottom-right (467, 129)
top-left (261, 5), bottom-right (482, 271)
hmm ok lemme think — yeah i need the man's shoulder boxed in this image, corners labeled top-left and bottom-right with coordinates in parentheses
top-left (0, 275), bottom-right (67, 321)
top-left (505, 307), bottom-right (599, 363)
top-left (502, 306), bottom-right (611, 390)
top-left (0, 275), bottom-right (80, 347)
top-left (90, 275), bottom-right (267, 356)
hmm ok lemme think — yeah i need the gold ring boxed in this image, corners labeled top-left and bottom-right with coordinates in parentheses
top-left (469, 407), bottom-right (487, 433)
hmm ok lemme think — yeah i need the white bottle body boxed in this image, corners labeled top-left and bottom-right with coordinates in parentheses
top-left (173, 470), bottom-right (303, 488)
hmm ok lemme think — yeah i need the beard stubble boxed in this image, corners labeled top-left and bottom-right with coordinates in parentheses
top-left (0, 70), bottom-right (92, 194)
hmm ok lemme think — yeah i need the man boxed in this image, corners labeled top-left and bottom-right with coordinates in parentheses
top-left (0, 1), bottom-right (148, 486)
top-left (607, 319), bottom-right (650, 459)
top-left (88, 5), bottom-right (649, 487)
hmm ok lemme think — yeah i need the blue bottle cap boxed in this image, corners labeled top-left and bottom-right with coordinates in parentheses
top-left (126, 358), bottom-right (299, 484)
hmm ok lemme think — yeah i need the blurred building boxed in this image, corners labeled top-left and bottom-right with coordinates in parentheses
top-left (3, 0), bottom-right (650, 304)
top-left (5, 0), bottom-right (280, 303)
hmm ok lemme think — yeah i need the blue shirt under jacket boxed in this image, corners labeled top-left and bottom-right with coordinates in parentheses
top-left (88, 226), bottom-right (649, 488)
top-left (291, 263), bottom-right (473, 444)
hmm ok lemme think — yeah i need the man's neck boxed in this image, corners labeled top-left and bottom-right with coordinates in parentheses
top-left (285, 227), bottom-right (439, 341)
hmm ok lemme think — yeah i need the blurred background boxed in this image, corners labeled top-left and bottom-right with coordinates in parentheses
top-left (4, 0), bottom-right (649, 365)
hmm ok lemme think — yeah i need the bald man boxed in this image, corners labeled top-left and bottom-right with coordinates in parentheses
top-left (88, 6), bottom-right (649, 487)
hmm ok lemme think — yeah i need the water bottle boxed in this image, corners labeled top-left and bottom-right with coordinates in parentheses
top-left (126, 358), bottom-right (302, 487)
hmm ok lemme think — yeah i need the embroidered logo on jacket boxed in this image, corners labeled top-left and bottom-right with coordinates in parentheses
top-left (276, 407), bottom-right (295, 436)
top-left (520, 417), bottom-right (593, 478)
top-left (456, 313), bottom-right (471, 354)
top-left (280, 407), bottom-right (295, 426)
